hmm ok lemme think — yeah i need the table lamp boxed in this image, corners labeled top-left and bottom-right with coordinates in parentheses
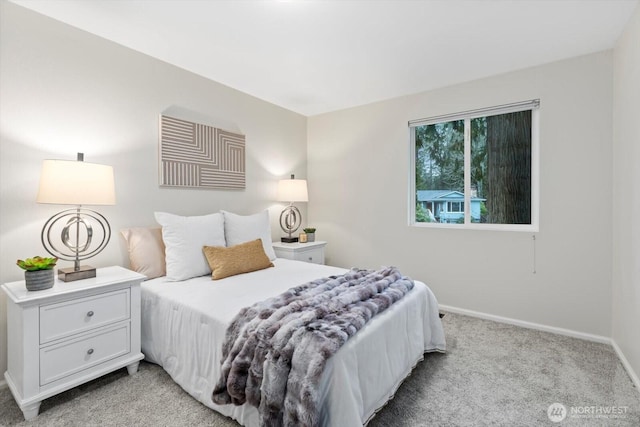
top-left (276, 174), bottom-right (308, 243)
top-left (36, 153), bottom-right (115, 281)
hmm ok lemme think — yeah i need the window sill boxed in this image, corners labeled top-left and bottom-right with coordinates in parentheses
top-left (410, 222), bottom-right (539, 232)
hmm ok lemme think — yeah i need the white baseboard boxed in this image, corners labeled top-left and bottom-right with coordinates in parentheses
top-left (611, 340), bottom-right (640, 392)
top-left (438, 304), bottom-right (611, 344)
top-left (438, 304), bottom-right (640, 392)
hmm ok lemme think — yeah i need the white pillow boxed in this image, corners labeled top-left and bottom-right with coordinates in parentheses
top-left (221, 210), bottom-right (276, 260)
top-left (154, 212), bottom-right (226, 281)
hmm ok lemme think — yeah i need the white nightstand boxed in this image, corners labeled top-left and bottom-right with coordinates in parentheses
top-left (1, 266), bottom-right (146, 420)
top-left (272, 240), bottom-right (327, 265)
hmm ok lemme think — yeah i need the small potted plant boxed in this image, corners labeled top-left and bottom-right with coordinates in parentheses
top-left (17, 256), bottom-right (58, 291)
top-left (303, 227), bottom-right (316, 242)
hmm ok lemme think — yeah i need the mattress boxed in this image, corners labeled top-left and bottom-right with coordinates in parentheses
top-left (141, 259), bottom-right (446, 426)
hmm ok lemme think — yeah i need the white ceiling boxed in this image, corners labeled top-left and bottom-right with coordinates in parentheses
top-left (12, 0), bottom-right (639, 116)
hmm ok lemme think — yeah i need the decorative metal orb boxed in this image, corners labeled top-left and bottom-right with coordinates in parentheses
top-left (279, 205), bottom-right (302, 236)
top-left (41, 208), bottom-right (111, 263)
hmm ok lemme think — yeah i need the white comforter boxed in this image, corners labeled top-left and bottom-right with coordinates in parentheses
top-left (141, 259), bottom-right (445, 426)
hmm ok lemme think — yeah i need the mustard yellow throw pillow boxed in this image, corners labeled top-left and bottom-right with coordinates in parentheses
top-left (203, 239), bottom-right (274, 280)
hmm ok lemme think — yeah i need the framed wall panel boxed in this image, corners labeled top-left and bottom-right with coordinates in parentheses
top-left (159, 115), bottom-right (245, 189)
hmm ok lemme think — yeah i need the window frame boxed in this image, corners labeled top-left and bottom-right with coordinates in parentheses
top-left (409, 100), bottom-right (540, 232)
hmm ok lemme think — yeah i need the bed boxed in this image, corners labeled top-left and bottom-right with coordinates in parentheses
top-left (140, 258), bottom-right (445, 426)
top-left (122, 210), bottom-right (445, 426)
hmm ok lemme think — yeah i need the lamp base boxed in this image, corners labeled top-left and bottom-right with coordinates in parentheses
top-left (58, 265), bottom-right (96, 282)
top-left (281, 237), bottom-right (299, 243)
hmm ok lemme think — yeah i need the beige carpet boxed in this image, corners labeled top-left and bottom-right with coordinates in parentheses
top-left (1, 312), bottom-right (638, 426)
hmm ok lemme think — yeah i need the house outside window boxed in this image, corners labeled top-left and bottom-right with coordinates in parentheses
top-left (417, 190), bottom-right (483, 224)
top-left (410, 100), bottom-right (539, 231)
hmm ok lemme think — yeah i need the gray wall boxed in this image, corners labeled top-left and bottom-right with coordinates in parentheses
top-left (308, 51), bottom-right (613, 339)
top-left (0, 2), bottom-right (307, 378)
top-left (612, 4), bottom-right (640, 387)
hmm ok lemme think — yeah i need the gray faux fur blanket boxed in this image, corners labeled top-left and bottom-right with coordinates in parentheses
top-left (211, 266), bottom-right (415, 427)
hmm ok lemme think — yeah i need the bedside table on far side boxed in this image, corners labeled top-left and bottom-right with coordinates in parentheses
top-left (1, 266), bottom-right (146, 420)
top-left (272, 240), bottom-right (327, 265)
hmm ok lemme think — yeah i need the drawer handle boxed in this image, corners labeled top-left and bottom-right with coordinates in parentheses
top-left (87, 348), bottom-right (94, 355)
top-left (308, 257), bottom-right (313, 261)
top-left (87, 311), bottom-right (94, 317)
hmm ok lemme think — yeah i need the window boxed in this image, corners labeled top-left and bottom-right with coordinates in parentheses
top-left (410, 100), bottom-right (539, 231)
top-left (448, 202), bottom-right (463, 213)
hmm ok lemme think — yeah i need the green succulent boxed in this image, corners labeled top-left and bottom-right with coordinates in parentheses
top-left (303, 228), bottom-right (316, 233)
top-left (16, 256), bottom-right (58, 271)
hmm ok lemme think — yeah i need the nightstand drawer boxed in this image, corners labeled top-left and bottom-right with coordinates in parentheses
top-left (294, 249), bottom-right (324, 264)
top-left (272, 241), bottom-right (327, 265)
top-left (40, 289), bottom-right (130, 344)
top-left (40, 324), bottom-right (130, 386)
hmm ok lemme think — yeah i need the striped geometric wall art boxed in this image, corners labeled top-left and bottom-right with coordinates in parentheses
top-left (159, 115), bottom-right (245, 189)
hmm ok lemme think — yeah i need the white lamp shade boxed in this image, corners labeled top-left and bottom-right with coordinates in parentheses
top-left (277, 178), bottom-right (308, 202)
top-left (37, 159), bottom-right (116, 205)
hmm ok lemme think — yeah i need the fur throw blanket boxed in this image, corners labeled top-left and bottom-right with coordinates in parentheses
top-left (211, 266), bottom-right (415, 427)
